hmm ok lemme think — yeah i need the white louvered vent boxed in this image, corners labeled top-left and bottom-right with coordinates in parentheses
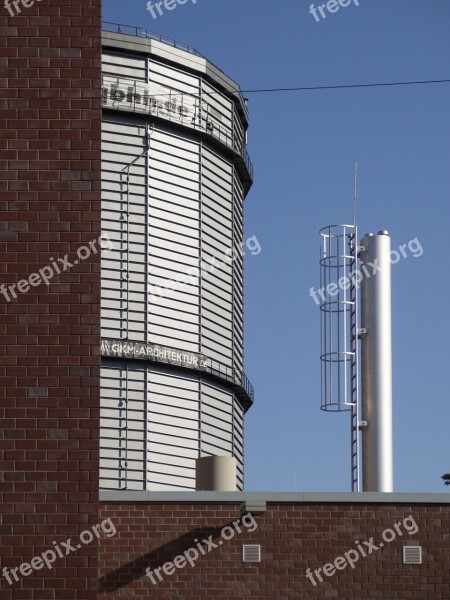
top-left (403, 546), bottom-right (422, 565)
top-left (242, 544), bottom-right (261, 563)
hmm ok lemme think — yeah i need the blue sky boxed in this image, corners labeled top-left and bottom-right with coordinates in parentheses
top-left (102, 0), bottom-right (450, 492)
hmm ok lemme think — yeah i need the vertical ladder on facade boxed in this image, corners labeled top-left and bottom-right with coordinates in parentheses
top-left (349, 231), bottom-right (360, 492)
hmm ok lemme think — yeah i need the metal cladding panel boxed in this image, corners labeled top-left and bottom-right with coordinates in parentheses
top-left (233, 104), bottom-right (246, 154)
top-left (202, 81), bottom-right (233, 127)
top-left (101, 364), bottom-right (201, 491)
top-left (201, 147), bottom-right (237, 368)
top-left (200, 380), bottom-right (244, 490)
top-left (102, 118), bottom-right (148, 342)
top-left (202, 148), bottom-right (244, 371)
top-left (148, 242), bottom-right (199, 266)
top-left (149, 58), bottom-right (200, 97)
top-left (202, 80), bottom-right (234, 148)
top-left (147, 298), bottom-right (199, 325)
top-left (202, 317), bottom-right (232, 345)
top-left (202, 277), bottom-right (233, 302)
top-left (201, 434), bottom-right (233, 456)
top-left (202, 212), bottom-right (232, 242)
top-left (147, 129), bottom-right (201, 352)
top-left (150, 135), bottom-right (201, 165)
top-left (201, 296), bottom-right (232, 324)
top-left (100, 363), bottom-right (245, 491)
top-left (202, 397), bottom-right (233, 419)
top-left (149, 312), bottom-right (199, 333)
top-left (233, 172), bottom-right (245, 372)
top-left (201, 383), bottom-right (233, 406)
top-left (100, 366), bottom-right (147, 490)
top-left (148, 59), bottom-right (201, 135)
top-left (233, 401), bottom-right (245, 487)
top-left (202, 173), bottom-right (233, 202)
top-left (202, 221), bottom-right (232, 252)
top-left (148, 261), bottom-right (199, 283)
top-left (102, 52), bottom-right (147, 81)
top-left (102, 116), bottom-right (204, 349)
top-left (202, 184), bottom-right (233, 217)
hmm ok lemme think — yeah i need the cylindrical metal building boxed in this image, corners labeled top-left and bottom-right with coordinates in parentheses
top-left (100, 24), bottom-right (254, 491)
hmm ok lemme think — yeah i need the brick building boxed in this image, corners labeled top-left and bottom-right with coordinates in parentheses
top-left (98, 492), bottom-right (450, 599)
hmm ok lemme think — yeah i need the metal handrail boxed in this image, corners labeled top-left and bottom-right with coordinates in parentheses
top-left (242, 146), bottom-right (253, 181)
top-left (102, 21), bottom-right (205, 58)
top-left (207, 358), bottom-right (254, 403)
top-left (101, 338), bottom-right (255, 405)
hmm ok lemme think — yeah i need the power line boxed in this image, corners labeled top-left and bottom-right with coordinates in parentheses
top-left (239, 78), bottom-right (450, 94)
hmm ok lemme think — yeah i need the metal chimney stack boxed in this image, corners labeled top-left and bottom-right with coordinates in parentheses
top-left (360, 231), bottom-right (393, 492)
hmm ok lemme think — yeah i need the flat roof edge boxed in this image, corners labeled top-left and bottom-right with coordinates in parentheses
top-left (100, 491), bottom-right (450, 504)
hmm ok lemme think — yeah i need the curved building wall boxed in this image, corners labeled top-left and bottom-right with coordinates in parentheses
top-left (100, 32), bottom-right (253, 491)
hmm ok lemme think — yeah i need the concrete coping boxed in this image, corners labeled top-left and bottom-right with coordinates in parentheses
top-left (100, 491), bottom-right (450, 504)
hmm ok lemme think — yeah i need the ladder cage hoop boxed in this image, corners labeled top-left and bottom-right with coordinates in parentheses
top-left (318, 224), bottom-right (361, 491)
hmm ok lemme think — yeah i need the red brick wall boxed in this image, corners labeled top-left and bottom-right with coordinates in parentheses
top-left (0, 1), bottom-right (101, 598)
top-left (99, 502), bottom-right (450, 599)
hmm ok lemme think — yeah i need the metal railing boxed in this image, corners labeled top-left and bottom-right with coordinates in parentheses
top-left (242, 146), bottom-right (253, 181)
top-left (101, 337), bottom-right (254, 406)
top-left (207, 358), bottom-right (254, 404)
top-left (102, 21), bottom-right (205, 58)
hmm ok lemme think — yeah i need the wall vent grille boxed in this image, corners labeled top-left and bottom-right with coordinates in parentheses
top-left (242, 544), bottom-right (261, 563)
top-left (403, 546), bottom-right (422, 565)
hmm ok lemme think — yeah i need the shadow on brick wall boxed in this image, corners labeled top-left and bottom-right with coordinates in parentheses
top-left (99, 524), bottom-right (227, 592)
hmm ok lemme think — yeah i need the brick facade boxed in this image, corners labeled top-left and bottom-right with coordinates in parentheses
top-left (99, 499), bottom-right (450, 599)
top-left (0, 1), bottom-right (102, 598)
